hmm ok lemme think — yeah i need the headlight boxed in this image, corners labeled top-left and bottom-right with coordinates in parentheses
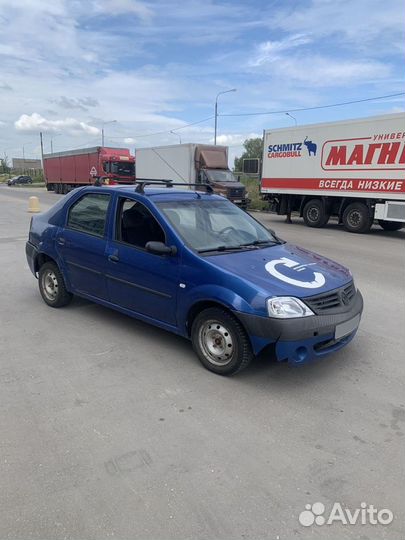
top-left (266, 297), bottom-right (314, 318)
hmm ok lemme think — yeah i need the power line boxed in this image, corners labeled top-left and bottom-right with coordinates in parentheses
top-left (106, 115), bottom-right (214, 140)
top-left (219, 92), bottom-right (405, 117)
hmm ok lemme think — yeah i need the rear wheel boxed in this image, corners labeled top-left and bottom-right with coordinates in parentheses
top-left (191, 307), bottom-right (253, 375)
top-left (303, 199), bottom-right (329, 228)
top-left (38, 261), bottom-right (72, 308)
top-left (342, 202), bottom-right (372, 233)
top-left (378, 220), bottom-right (403, 231)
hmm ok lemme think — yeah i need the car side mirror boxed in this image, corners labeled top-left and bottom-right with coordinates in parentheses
top-left (145, 241), bottom-right (177, 256)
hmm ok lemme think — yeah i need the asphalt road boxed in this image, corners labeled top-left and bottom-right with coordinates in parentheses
top-left (1, 185), bottom-right (404, 540)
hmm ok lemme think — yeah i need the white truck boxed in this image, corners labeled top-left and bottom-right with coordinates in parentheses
top-left (261, 113), bottom-right (405, 233)
top-left (135, 143), bottom-right (248, 207)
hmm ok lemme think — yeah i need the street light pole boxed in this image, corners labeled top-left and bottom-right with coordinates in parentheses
top-left (214, 88), bottom-right (236, 145)
top-left (101, 120), bottom-right (117, 146)
top-left (285, 112), bottom-right (297, 126)
top-left (50, 133), bottom-right (61, 154)
top-left (170, 130), bottom-right (182, 144)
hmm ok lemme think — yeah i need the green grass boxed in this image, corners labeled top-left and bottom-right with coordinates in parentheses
top-left (14, 182), bottom-right (46, 188)
top-left (240, 176), bottom-right (268, 211)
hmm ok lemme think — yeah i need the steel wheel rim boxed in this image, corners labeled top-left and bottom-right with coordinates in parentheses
top-left (198, 319), bottom-right (234, 366)
top-left (42, 270), bottom-right (59, 301)
top-left (348, 210), bottom-right (361, 227)
top-left (308, 206), bottom-right (320, 222)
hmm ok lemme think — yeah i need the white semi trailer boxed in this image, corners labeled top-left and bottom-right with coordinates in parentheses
top-left (135, 143), bottom-right (248, 207)
top-left (261, 113), bottom-right (405, 233)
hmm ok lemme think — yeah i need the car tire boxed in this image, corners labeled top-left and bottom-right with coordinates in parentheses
top-left (303, 199), bottom-right (329, 228)
top-left (378, 220), bottom-right (403, 231)
top-left (38, 261), bottom-right (72, 308)
top-left (191, 307), bottom-right (253, 375)
top-left (342, 202), bottom-right (373, 233)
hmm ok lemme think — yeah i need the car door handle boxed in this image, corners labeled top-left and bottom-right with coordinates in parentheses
top-left (57, 237), bottom-right (65, 246)
top-left (108, 254), bottom-right (119, 262)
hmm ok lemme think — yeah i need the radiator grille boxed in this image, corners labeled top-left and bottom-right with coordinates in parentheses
top-left (228, 188), bottom-right (244, 198)
top-left (305, 281), bottom-right (356, 313)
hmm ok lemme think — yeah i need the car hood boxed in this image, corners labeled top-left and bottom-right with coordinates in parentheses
top-left (206, 242), bottom-right (352, 298)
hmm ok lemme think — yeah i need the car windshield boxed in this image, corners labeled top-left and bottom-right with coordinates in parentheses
top-left (205, 169), bottom-right (237, 182)
top-left (157, 199), bottom-right (280, 253)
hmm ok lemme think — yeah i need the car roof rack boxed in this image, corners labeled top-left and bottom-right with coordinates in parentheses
top-left (134, 179), bottom-right (214, 194)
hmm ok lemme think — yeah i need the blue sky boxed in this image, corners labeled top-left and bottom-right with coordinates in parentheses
top-left (0, 0), bottom-right (404, 165)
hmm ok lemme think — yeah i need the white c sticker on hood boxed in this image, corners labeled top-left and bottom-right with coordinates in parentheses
top-left (265, 257), bottom-right (326, 289)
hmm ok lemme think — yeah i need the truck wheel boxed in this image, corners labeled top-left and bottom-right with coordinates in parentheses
top-left (342, 202), bottom-right (372, 233)
top-left (46, 183), bottom-right (53, 191)
top-left (38, 262), bottom-right (72, 308)
top-left (191, 308), bottom-right (253, 375)
top-left (378, 220), bottom-right (403, 231)
top-left (303, 199), bottom-right (329, 228)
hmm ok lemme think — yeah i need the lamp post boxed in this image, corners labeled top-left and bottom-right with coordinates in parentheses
top-left (101, 120), bottom-right (117, 146)
top-left (170, 130), bottom-right (182, 144)
top-left (50, 133), bottom-right (62, 153)
top-left (285, 112), bottom-right (297, 126)
top-left (214, 88), bottom-right (236, 145)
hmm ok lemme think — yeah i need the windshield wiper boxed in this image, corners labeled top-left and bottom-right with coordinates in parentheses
top-left (198, 245), bottom-right (247, 254)
top-left (240, 239), bottom-right (282, 247)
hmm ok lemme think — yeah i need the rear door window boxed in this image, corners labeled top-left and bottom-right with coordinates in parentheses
top-left (67, 193), bottom-right (111, 237)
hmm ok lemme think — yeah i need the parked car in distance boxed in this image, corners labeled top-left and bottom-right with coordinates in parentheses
top-left (8, 175), bottom-right (33, 185)
top-left (26, 182), bottom-right (363, 375)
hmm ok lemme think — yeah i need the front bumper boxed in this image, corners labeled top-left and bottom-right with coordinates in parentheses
top-left (236, 290), bottom-right (363, 364)
top-left (229, 197), bottom-right (249, 208)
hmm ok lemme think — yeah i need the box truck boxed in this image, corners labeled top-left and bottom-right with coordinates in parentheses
top-left (261, 113), bottom-right (405, 233)
top-left (43, 146), bottom-right (135, 193)
top-left (135, 143), bottom-right (248, 207)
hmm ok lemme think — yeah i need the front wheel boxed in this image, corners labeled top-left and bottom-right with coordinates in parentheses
top-left (303, 199), bottom-right (329, 228)
top-left (38, 262), bottom-right (72, 308)
top-left (191, 308), bottom-right (253, 375)
top-left (342, 202), bottom-right (372, 233)
top-left (378, 220), bottom-right (403, 231)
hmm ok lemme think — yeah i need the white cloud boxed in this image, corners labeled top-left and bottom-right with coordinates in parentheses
top-left (92, 0), bottom-right (153, 20)
top-left (267, 0), bottom-right (404, 54)
top-left (213, 133), bottom-right (261, 147)
top-left (51, 96), bottom-right (100, 111)
top-left (14, 113), bottom-right (100, 135)
top-left (278, 57), bottom-right (390, 86)
top-left (250, 34), bottom-right (312, 67)
top-left (124, 137), bottom-right (136, 144)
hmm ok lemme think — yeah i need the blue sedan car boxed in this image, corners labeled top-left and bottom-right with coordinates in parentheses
top-left (26, 183), bottom-right (363, 375)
